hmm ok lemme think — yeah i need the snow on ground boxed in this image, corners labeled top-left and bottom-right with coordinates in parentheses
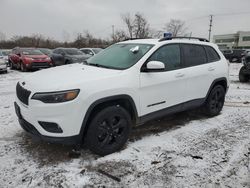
top-left (0, 64), bottom-right (249, 188)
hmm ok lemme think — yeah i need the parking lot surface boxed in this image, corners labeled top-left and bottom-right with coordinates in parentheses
top-left (0, 64), bottom-right (249, 187)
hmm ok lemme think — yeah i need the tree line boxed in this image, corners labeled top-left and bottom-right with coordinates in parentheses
top-left (0, 13), bottom-right (187, 49)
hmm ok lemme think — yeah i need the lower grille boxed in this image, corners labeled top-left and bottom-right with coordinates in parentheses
top-left (19, 118), bottom-right (40, 136)
top-left (16, 82), bottom-right (31, 105)
top-left (32, 62), bottom-right (50, 68)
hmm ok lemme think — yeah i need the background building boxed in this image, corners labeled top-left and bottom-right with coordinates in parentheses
top-left (213, 31), bottom-right (250, 49)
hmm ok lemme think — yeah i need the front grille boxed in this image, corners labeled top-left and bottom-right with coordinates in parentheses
top-left (16, 82), bottom-right (31, 105)
top-left (32, 62), bottom-right (49, 68)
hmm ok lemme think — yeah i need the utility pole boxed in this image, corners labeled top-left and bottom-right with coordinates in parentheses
top-left (208, 15), bottom-right (213, 41)
top-left (112, 25), bottom-right (115, 38)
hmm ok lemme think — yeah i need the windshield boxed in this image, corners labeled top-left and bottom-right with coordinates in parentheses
top-left (1, 50), bottom-right (11, 56)
top-left (86, 43), bottom-right (153, 70)
top-left (64, 49), bottom-right (84, 55)
top-left (21, 49), bottom-right (44, 55)
top-left (93, 48), bottom-right (103, 54)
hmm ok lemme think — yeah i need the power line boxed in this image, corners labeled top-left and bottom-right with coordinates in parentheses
top-left (214, 11), bottom-right (250, 17)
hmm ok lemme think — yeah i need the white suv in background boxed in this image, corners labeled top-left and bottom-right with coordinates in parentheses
top-left (15, 37), bottom-right (229, 155)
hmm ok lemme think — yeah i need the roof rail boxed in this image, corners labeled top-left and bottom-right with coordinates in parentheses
top-left (158, 37), bottom-right (209, 42)
top-left (123, 37), bottom-right (152, 41)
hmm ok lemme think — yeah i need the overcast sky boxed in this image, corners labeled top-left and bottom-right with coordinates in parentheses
top-left (0, 0), bottom-right (250, 41)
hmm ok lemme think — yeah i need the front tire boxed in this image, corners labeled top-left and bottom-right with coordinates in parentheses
top-left (20, 62), bottom-right (27, 72)
top-left (86, 105), bottom-right (131, 156)
top-left (10, 61), bottom-right (15, 70)
top-left (204, 85), bottom-right (225, 117)
top-left (239, 66), bottom-right (249, 82)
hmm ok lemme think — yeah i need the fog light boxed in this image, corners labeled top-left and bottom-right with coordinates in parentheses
top-left (38, 121), bottom-right (63, 133)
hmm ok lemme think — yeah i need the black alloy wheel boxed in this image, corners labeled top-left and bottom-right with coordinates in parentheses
top-left (204, 85), bottom-right (225, 117)
top-left (86, 106), bottom-right (131, 156)
top-left (10, 61), bottom-right (14, 70)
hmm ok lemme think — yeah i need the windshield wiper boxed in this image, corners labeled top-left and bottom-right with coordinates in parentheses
top-left (87, 63), bottom-right (113, 69)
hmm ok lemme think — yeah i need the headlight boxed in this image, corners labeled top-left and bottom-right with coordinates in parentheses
top-left (45, 57), bottom-right (51, 61)
top-left (31, 89), bottom-right (80, 103)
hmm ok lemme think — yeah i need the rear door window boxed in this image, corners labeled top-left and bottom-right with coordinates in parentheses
top-left (182, 44), bottom-right (207, 67)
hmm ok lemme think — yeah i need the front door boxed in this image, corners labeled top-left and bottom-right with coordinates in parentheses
top-left (139, 44), bottom-right (187, 116)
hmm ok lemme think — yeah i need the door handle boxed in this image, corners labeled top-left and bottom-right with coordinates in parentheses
top-left (208, 67), bottom-right (215, 71)
top-left (175, 73), bottom-right (184, 78)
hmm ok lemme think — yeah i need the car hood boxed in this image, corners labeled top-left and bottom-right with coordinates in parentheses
top-left (23, 55), bottom-right (49, 59)
top-left (20, 63), bottom-right (122, 92)
top-left (66, 54), bottom-right (90, 59)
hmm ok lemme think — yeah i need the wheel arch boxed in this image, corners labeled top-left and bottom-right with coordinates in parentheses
top-left (205, 77), bottom-right (228, 100)
top-left (79, 94), bottom-right (138, 144)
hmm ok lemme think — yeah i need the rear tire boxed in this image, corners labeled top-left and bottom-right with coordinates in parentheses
top-left (239, 66), bottom-right (249, 82)
top-left (86, 105), bottom-right (131, 156)
top-left (203, 85), bottom-right (225, 117)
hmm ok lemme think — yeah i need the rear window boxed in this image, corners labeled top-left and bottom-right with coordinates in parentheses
top-left (64, 49), bottom-right (84, 55)
top-left (182, 44), bottom-right (207, 67)
top-left (204, 46), bottom-right (220, 62)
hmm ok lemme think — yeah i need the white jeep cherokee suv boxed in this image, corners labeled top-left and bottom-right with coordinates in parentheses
top-left (15, 37), bottom-right (229, 155)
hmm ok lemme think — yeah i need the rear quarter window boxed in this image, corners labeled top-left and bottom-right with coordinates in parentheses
top-left (204, 46), bottom-right (221, 62)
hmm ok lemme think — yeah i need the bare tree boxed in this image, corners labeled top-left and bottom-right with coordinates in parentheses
top-left (133, 13), bottom-right (150, 38)
top-left (164, 19), bottom-right (187, 37)
top-left (31, 34), bottom-right (44, 47)
top-left (111, 29), bottom-right (127, 42)
top-left (0, 31), bottom-right (6, 41)
top-left (62, 30), bottom-right (71, 42)
top-left (121, 12), bottom-right (151, 39)
top-left (121, 13), bottom-right (134, 39)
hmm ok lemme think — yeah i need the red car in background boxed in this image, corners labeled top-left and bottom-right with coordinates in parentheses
top-left (8, 47), bottom-right (53, 71)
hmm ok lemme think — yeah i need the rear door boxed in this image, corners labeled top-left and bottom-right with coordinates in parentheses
top-left (181, 44), bottom-right (219, 102)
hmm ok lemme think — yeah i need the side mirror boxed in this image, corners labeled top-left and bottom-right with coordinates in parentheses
top-left (17, 53), bottom-right (21, 56)
top-left (61, 52), bottom-right (66, 56)
top-left (143, 61), bottom-right (165, 72)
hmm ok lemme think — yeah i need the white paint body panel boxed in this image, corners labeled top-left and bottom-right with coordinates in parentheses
top-left (16, 39), bottom-right (229, 138)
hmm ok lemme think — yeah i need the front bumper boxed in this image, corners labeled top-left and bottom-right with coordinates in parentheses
top-left (0, 64), bottom-right (7, 71)
top-left (14, 88), bottom-right (86, 140)
top-left (25, 61), bottom-right (52, 69)
top-left (14, 102), bottom-right (81, 145)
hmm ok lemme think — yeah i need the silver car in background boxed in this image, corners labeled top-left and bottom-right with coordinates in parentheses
top-left (1, 49), bottom-right (11, 65)
top-left (0, 58), bottom-right (7, 73)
